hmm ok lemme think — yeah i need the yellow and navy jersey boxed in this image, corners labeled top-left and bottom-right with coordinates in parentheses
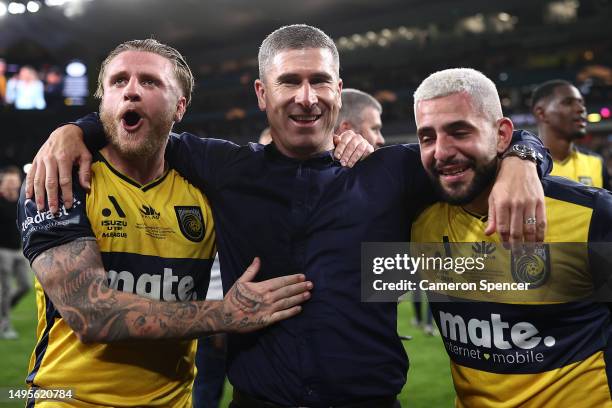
top-left (551, 144), bottom-right (610, 190)
top-left (17, 152), bottom-right (216, 407)
top-left (411, 176), bottom-right (612, 408)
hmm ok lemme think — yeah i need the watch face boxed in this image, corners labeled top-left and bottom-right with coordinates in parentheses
top-left (508, 144), bottom-right (537, 162)
top-left (514, 145), bottom-right (529, 154)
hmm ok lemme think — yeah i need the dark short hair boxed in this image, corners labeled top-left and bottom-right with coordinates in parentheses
top-left (0, 165), bottom-right (22, 181)
top-left (95, 39), bottom-right (194, 105)
top-left (258, 24), bottom-right (339, 80)
top-left (530, 79), bottom-right (574, 109)
top-left (336, 89), bottom-right (382, 129)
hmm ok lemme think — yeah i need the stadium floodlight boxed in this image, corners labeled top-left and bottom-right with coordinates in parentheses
top-left (587, 113), bottom-right (602, 123)
top-left (0, 2), bottom-right (7, 17)
top-left (545, 0), bottom-right (579, 23)
top-left (45, 0), bottom-right (66, 6)
top-left (498, 12), bottom-right (511, 22)
top-left (381, 28), bottom-right (393, 38)
top-left (27, 1), bottom-right (40, 12)
top-left (398, 26), bottom-right (415, 41)
top-left (8, 2), bottom-right (26, 14)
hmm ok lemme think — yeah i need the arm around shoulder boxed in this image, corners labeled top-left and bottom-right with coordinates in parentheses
top-left (165, 133), bottom-right (243, 192)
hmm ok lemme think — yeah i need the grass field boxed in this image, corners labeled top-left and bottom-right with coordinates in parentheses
top-left (0, 290), bottom-right (37, 408)
top-left (1, 293), bottom-right (455, 407)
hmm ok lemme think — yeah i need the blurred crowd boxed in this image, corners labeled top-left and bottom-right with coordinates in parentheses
top-left (0, 44), bottom-right (611, 179)
top-left (0, 58), bottom-right (64, 111)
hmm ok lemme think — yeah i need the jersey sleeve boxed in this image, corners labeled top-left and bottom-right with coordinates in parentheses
top-left (587, 188), bottom-right (612, 299)
top-left (589, 188), bottom-right (612, 241)
top-left (164, 133), bottom-right (242, 193)
top-left (399, 143), bottom-right (437, 210)
top-left (17, 174), bottom-right (94, 264)
top-left (72, 112), bottom-right (108, 152)
top-left (601, 156), bottom-right (610, 191)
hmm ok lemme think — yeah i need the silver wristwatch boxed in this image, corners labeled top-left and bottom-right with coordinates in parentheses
top-left (501, 144), bottom-right (540, 164)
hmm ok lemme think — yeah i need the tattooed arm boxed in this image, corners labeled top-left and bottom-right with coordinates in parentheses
top-left (33, 238), bottom-right (311, 343)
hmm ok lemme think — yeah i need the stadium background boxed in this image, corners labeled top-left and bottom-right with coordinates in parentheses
top-left (0, 0), bottom-right (610, 406)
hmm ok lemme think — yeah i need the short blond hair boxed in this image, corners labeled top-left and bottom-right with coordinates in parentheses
top-left (95, 39), bottom-right (194, 105)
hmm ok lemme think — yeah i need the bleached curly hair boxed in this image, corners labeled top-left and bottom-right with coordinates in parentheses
top-left (413, 68), bottom-right (502, 122)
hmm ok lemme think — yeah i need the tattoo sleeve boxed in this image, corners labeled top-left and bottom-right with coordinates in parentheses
top-left (32, 238), bottom-right (225, 343)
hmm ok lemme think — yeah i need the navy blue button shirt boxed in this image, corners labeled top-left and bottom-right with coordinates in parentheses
top-left (76, 115), bottom-right (550, 406)
top-left (168, 138), bottom-right (421, 406)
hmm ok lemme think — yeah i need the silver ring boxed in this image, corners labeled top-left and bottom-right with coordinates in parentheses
top-left (525, 217), bottom-right (537, 225)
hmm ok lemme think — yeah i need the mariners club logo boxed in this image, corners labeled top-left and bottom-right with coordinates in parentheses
top-left (174, 206), bottom-right (205, 242)
top-left (511, 245), bottom-right (550, 288)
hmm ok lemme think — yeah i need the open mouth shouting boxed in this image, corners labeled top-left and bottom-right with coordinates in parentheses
top-left (121, 110), bottom-right (144, 132)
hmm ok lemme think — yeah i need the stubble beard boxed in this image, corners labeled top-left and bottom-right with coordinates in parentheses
top-left (100, 106), bottom-right (174, 162)
top-left (431, 156), bottom-right (498, 206)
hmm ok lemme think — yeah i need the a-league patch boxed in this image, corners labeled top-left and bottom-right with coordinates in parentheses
top-left (174, 206), bottom-right (205, 242)
top-left (578, 176), bottom-right (593, 186)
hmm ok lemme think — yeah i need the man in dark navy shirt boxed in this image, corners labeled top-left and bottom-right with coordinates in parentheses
top-left (27, 25), bottom-right (550, 407)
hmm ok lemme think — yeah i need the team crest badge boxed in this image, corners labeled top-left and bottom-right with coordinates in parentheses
top-left (174, 206), bottom-right (205, 242)
top-left (510, 244), bottom-right (550, 288)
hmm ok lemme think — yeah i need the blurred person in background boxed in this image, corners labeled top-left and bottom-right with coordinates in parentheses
top-left (0, 59), bottom-right (7, 105)
top-left (532, 79), bottom-right (610, 190)
top-left (0, 166), bottom-right (31, 340)
top-left (410, 285), bottom-right (435, 336)
top-left (5, 65), bottom-right (46, 110)
top-left (335, 88), bottom-right (385, 149)
top-left (44, 67), bottom-right (65, 109)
